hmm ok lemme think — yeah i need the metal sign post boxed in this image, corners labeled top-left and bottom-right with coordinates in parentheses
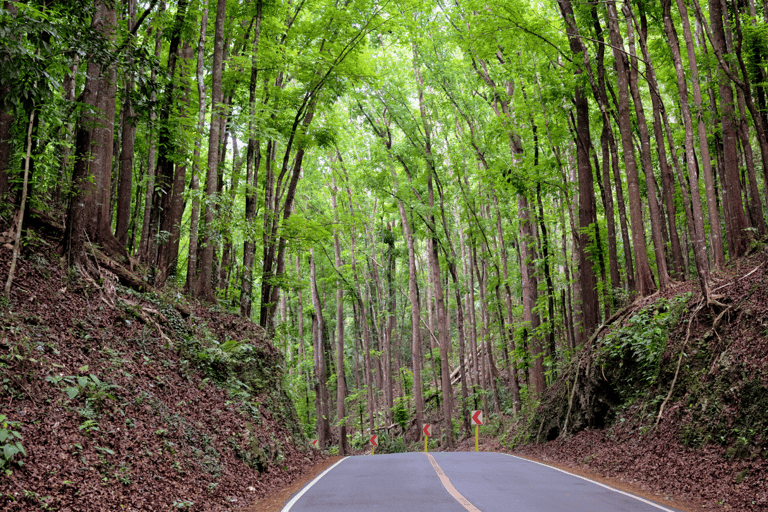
top-left (471, 410), bottom-right (483, 452)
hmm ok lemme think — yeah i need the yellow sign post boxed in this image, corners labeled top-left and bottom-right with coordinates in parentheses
top-left (370, 434), bottom-right (378, 455)
top-left (471, 410), bottom-right (483, 452)
top-left (423, 424), bottom-right (432, 452)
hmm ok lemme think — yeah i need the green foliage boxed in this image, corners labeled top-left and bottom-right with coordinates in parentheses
top-left (392, 396), bottom-right (410, 433)
top-left (348, 430), bottom-right (369, 450)
top-left (599, 294), bottom-right (690, 399)
top-left (0, 414), bottom-right (25, 475)
top-left (373, 431), bottom-right (409, 454)
top-left (45, 371), bottom-right (120, 413)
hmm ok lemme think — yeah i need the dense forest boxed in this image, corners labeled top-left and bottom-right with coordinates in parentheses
top-left (2, 0), bottom-right (768, 463)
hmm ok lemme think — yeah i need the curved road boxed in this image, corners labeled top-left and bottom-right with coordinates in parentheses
top-left (281, 452), bottom-right (681, 512)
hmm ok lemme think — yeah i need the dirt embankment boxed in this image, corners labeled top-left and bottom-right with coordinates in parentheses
top-left (0, 215), bottom-right (324, 511)
top-left (507, 248), bottom-right (768, 512)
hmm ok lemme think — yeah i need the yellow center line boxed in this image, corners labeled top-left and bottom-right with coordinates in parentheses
top-left (425, 453), bottom-right (482, 512)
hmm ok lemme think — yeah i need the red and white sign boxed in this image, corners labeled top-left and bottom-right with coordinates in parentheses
top-left (370, 434), bottom-right (378, 446)
top-left (471, 410), bottom-right (483, 426)
top-left (423, 424), bottom-right (432, 437)
top-left (311, 440), bottom-right (318, 447)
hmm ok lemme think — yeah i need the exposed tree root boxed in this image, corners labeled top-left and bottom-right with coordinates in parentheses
top-left (93, 248), bottom-right (191, 318)
top-left (561, 366), bottom-right (579, 438)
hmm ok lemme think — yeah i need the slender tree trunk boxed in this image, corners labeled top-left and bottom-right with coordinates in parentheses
top-left (491, 194), bottom-right (520, 413)
top-left (296, 255), bottom-right (305, 361)
top-left (57, 54), bottom-right (80, 206)
top-left (240, 0), bottom-right (263, 317)
top-left (397, 198), bottom-right (424, 440)
top-left (662, 0), bottom-right (712, 299)
top-left (4, 111), bottom-right (34, 300)
top-left (624, 7), bottom-right (670, 290)
top-left (139, 19), bottom-right (163, 261)
top-left (605, 0), bottom-right (656, 296)
top-left (115, 0), bottom-right (137, 248)
top-left (185, 6), bottom-right (208, 296)
top-left (310, 249), bottom-right (331, 447)
top-left (197, 0), bottom-right (226, 301)
top-left (458, 223), bottom-right (478, 390)
top-left (707, 0), bottom-right (750, 258)
top-left (630, 3), bottom-right (686, 279)
top-left (162, 39), bottom-right (194, 283)
top-left (331, 177), bottom-right (348, 456)
top-left (677, 0), bottom-right (727, 268)
top-left (384, 224), bottom-right (396, 428)
top-left (588, 2), bottom-right (635, 292)
top-left (518, 193), bottom-right (546, 395)
top-left (558, 0), bottom-right (602, 337)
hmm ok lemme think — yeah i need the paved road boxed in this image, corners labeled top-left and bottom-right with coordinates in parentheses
top-left (281, 452), bottom-right (681, 512)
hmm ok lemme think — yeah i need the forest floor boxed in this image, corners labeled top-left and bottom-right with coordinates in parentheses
top-left (0, 212), bottom-right (326, 511)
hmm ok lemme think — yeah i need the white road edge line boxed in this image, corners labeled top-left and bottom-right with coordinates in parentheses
top-left (280, 456), bottom-right (349, 512)
top-left (502, 454), bottom-right (679, 512)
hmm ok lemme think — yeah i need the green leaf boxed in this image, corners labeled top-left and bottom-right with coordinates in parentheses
top-left (95, 446), bottom-right (114, 455)
top-left (64, 386), bottom-right (79, 399)
top-left (4, 444), bottom-right (18, 460)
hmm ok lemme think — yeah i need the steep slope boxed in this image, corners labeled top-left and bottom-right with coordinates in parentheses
top-left (0, 214), bottom-right (323, 511)
top-left (513, 248), bottom-right (768, 511)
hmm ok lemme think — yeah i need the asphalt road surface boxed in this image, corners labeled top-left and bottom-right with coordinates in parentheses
top-left (281, 452), bottom-right (681, 512)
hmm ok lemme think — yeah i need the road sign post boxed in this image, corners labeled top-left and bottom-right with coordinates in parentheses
top-left (370, 434), bottom-right (378, 455)
top-left (471, 410), bottom-right (483, 452)
top-left (423, 424), bottom-right (432, 452)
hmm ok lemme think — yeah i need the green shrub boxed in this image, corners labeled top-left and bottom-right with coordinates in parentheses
top-left (599, 294), bottom-right (689, 400)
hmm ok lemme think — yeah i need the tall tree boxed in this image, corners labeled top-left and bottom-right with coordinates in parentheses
top-left (197, 0), bottom-right (227, 301)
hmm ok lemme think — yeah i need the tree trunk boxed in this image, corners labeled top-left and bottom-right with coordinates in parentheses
top-left (384, 224), bottom-right (396, 428)
top-left (605, 0), bottom-right (656, 296)
top-left (662, 0), bottom-right (712, 299)
top-left (0, 1), bottom-right (18, 203)
top-left (139, 19), bottom-right (163, 261)
top-left (310, 248), bottom-right (331, 447)
top-left (518, 193), bottom-right (546, 396)
top-left (197, 0), bottom-right (227, 302)
top-left (331, 177), bottom-right (348, 456)
top-left (57, 54), bottom-right (80, 206)
top-left (630, 3), bottom-right (686, 279)
top-left (427, 173), bottom-right (453, 449)
top-left (397, 198), bottom-right (424, 439)
top-left (492, 193), bottom-right (520, 413)
top-left (64, 0), bottom-right (122, 266)
top-left (623, 6), bottom-right (670, 291)
top-left (160, 39), bottom-right (194, 284)
top-left (558, 0), bottom-right (602, 336)
top-left (114, 0), bottom-right (137, 248)
top-left (707, 0), bottom-right (750, 258)
top-left (185, 5), bottom-right (208, 296)
top-left (675, 0), bottom-right (726, 269)
top-left (588, 2), bottom-right (635, 293)
top-left (240, 0), bottom-right (263, 317)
